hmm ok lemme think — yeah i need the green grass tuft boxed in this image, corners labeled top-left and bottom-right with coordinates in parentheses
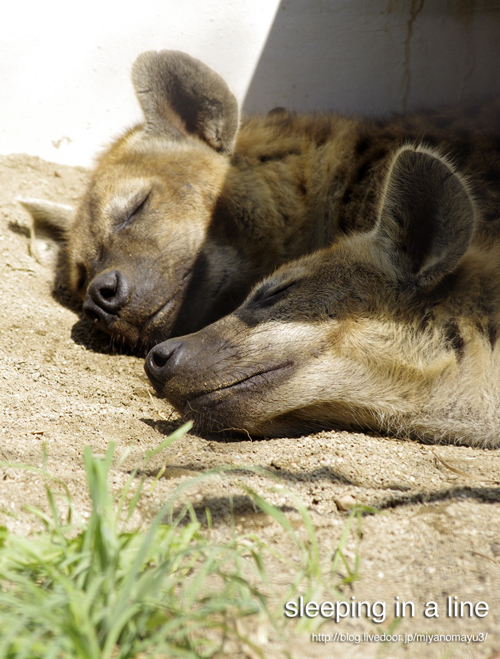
top-left (0, 427), bottom-right (276, 659)
top-left (0, 424), bottom-right (365, 658)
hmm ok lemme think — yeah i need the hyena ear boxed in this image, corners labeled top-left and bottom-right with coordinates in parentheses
top-left (132, 50), bottom-right (239, 154)
top-left (18, 198), bottom-right (74, 267)
top-left (375, 147), bottom-right (475, 288)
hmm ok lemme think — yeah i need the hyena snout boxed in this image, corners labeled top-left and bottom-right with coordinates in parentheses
top-left (145, 339), bottom-right (187, 391)
top-left (83, 270), bottom-right (130, 332)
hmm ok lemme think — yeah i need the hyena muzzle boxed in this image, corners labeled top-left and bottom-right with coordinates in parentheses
top-left (145, 145), bottom-right (500, 448)
top-left (21, 50), bottom-right (500, 355)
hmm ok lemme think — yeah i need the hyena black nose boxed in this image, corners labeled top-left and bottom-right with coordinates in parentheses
top-left (145, 339), bottom-right (186, 391)
top-left (87, 270), bottom-right (129, 311)
top-left (83, 270), bottom-right (130, 331)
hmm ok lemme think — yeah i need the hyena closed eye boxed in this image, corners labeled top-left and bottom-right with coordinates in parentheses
top-left (146, 145), bottom-right (500, 448)
top-left (22, 49), bottom-right (500, 354)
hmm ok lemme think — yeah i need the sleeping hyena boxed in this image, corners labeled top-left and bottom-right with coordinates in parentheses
top-left (145, 144), bottom-right (500, 448)
top-left (22, 50), bottom-right (500, 355)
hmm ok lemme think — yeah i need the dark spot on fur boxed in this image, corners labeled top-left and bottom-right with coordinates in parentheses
top-left (337, 212), bottom-right (353, 236)
top-left (370, 147), bottom-right (390, 164)
top-left (483, 210), bottom-right (499, 224)
top-left (355, 135), bottom-right (371, 155)
top-left (488, 322), bottom-right (497, 350)
top-left (342, 188), bottom-right (352, 205)
top-left (443, 319), bottom-right (464, 361)
top-left (428, 271), bottom-right (460, 302)
top-left (355, 160), bottom-right (372, 183)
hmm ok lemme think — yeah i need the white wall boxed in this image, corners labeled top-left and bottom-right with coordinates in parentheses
top-left (244, 0), bottom-right (500, 116)
top-left (2, 0), bottom-right (500, 167)
top-left (1, 0), bottom-right (280, 166)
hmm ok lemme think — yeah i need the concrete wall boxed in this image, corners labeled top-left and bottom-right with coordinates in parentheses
top-left (2, 0), bottom-right (500, 167)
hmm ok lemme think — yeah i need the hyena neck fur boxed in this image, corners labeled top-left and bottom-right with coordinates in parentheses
top-left (396, 248), bottom-right (500, 447)
top-left (274, 245), bottom-right (500, 447)
top-left (212, 113), bottom-right (361, 283)
top-left (325, 147), bottom-right (500, 447)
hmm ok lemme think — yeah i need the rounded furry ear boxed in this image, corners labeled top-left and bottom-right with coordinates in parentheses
top-left (375, 146), bottom-right (475, 287)
top-left (18, 198), bottom-right (74, 267)
top-left (132, 50), bottom-right (239, 154)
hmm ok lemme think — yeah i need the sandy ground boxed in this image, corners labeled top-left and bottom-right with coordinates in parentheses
top-left (1, 153), bottom-right (500, 658)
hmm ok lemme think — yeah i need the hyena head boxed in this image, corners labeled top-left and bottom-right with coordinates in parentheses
top-left (145, 145), bottom-right (494, 443)
top-left (67, 50), bottom-right (241, 353)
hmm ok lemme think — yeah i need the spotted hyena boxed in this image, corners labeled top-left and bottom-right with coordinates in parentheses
top-left (22, 50), bottom-right (500, 357)
top-left (145, 142), bottom-right (500, 448)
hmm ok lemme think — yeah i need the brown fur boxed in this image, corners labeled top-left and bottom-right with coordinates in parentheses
top-left (27, 50), bottom-right (500, 355)
top-left (145, 145), bottom-right (500, 448)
